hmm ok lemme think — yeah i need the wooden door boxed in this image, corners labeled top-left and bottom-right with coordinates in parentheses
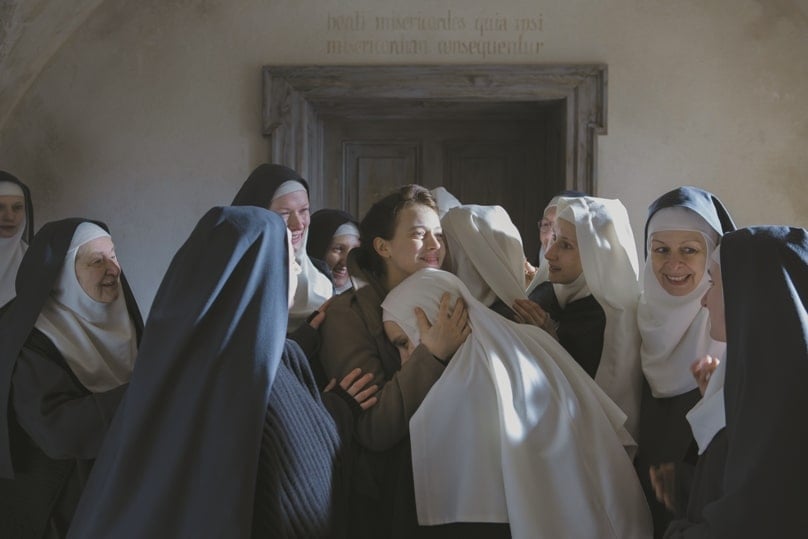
top-left (322, 101), bottom-right (565, 256)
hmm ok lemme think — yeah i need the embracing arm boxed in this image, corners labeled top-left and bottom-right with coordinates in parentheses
top-left (319, 296), bottom-right (445, 452)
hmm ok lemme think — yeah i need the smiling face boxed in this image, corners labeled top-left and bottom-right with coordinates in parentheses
top-left (75, 236), bottom-right (121, 303)
top-left (374, 204), bottom-right (444, 290)
top-left (269, 189), bottom-right (310, 253)
top-left (701, 260), bottom-right (726, 342)
top-left (383, 320), bottom-right (415, 365)
top-left (0, 195), bottom-right (25, 239)
top-left (650, 230), bottom-right (709, 296)
top-left (544, 218), bottom-right (583, 284)
top-left (324, 234), bottom-right (361, 289)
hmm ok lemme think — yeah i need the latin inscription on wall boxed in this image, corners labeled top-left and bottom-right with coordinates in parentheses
top-left (325, 10), bottom-right (544, 57)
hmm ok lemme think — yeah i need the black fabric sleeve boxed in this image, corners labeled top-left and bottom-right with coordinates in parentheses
top-left (11, 330), bottom-right (126, 460)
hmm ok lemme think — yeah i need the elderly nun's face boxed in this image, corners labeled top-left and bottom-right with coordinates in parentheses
top-left (701, 260), bottom-right (726, 342)
top-left (325, 233), bottom-right (361, 289)
top-left (75, 236), bottom-right (121, 303)
top-left (270, 190), bottom-right (310, 253)
top-left (545, 218), bottom-right (583, 284)
top-left (0, 195), bottom-right (25, 238)
top-left (650, 230), bottom-right (708, 296)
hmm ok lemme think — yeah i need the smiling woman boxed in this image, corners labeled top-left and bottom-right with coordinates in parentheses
top-left (318, 185), bottom-right (474, 537)
top-left (635, 186), bottom-right (736, 536)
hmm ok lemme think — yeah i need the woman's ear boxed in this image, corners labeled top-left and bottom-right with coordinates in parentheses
top-left (373, 237), bottom-right (390, 258)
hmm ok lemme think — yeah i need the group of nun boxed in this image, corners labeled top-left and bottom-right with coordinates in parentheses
top-left (0, 164), bottom-right (805, 539)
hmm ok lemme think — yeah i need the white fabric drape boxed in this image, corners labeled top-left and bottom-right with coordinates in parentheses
top-left (430, 187), bottom-right (461, 218)
top-left (382, 268), bottom-right (652, 539)
top-left (638, 207), bottom-right (725, 397)
top-left (556, 196), bottom-right (643, 437)
top-left (34, 222), bottom-right (137, 392)
top-left (441, 204), bottom-right (528, 307)
top-left (686, 352), bottom-right (726, 455)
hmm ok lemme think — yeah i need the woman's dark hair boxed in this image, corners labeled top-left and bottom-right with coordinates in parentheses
top-left (354, 184), bottom-right (438, 279)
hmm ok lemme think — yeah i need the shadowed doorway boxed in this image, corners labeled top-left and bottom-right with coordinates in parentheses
top-left (262, 64), bottom-right (607, 252)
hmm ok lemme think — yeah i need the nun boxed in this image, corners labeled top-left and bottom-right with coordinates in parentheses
top-left (635, 187), bottom-right (735, 537)
top-left (532, 189), bottom-right (586, 267)
top-left (441, 204), bottom-right (555, 332)
top-left (233, 163), bottom-right (334, 331)
top-left (530, 196), bottom-right (643, 437)
top-left (0, 219), bottom-right (142, 539)
top-left (0, 171), bottom-right (34, 309)
top-left (664, 226), bottom-right (808, 538)
top-left (67, 206), bottom-right (377, 539)
top-left (382, 268), bottom-right (651, 539)
top-left (307, 209), bottom-right (361, 294)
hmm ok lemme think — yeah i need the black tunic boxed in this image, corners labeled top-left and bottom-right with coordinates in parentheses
top-left (528, 280), bottom-right (605, 378)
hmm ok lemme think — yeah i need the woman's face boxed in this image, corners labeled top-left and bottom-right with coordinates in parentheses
top-left (650, 230), bottom-right (708, 296)
top-left (544, 218), bottom-right (583, 284)
top-left (701, 260), bottom-right (726, 342)
top-left (0, 195), bottom-right (25, 238)
top-left (375, 204), bottom-right (444, 289)
top-left (270, 190), bottom-right (310, 253)
top-left (325, 234), bottom-right (360, 289)
top-left (75, 237), bottom-right (121, 303)
top-left (383, 320), bottom-right (415, 365)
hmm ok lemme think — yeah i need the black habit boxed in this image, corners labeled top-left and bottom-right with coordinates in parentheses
top-left (66, 206), bottom-right (355, 538)
top-left (664, 226), bottom-right (808, 538)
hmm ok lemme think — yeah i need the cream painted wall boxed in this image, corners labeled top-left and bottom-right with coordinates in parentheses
top-left (1, 0), bottom-right (806, 313)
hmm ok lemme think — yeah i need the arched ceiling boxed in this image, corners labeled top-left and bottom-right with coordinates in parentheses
top-left (0, 0), bottom-right (105, 130)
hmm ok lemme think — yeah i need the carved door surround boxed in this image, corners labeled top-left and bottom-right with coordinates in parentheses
top-left (262, 64), bottom-right (607, 207)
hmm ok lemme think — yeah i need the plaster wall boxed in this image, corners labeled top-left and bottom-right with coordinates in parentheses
top-left (1, 0), bottom-right (806, 312)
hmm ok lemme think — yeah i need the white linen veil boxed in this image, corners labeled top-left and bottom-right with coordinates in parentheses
top-left (555, 196), bottom-right (644, 437)
top-left (441, 204), bottom-right (528, 307)
top-left (33, 222), bottom-right (137, 392)
top-left (382, 268), bottom-right (652, 539)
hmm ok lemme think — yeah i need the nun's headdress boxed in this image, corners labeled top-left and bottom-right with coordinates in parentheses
top-left (232, 163), bottom-right (333, 330)
top-left (306, 209), bottom-right (359, 261)
top-left (441, 204), bottom-right (528, 308)
top-left (638, 186), bottom-right (736, 398)
top-left (0, 218), bottom-right (142, 478)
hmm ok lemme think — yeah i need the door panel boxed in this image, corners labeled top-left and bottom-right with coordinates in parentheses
top-left (323, 105), bottom-right (565, 258)
top-left (344, 142), bottom-right (420, 218)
